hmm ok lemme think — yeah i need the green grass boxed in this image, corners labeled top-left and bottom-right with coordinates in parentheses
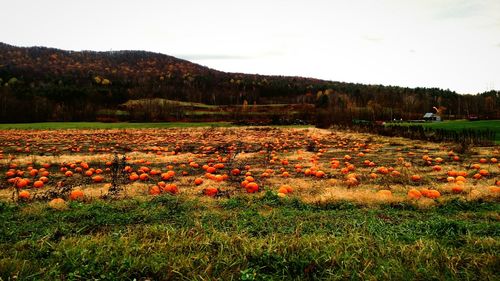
top-left (0, 122), bottom-right (232, 130)
top-left (0, 195), bottom-right (499, 280)
top-left (387, 120), bottom-right (500, 143)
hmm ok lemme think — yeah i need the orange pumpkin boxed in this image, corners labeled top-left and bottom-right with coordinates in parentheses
top-left (410, 175), bottom-right (421, 182)
top-left (278, 185), bottom-right (293, 194)
top-left (16, 178), bottom-right (29, 188)
top-left (245, 182), bottom-right (259, 193)
top-left (129, 173), bottom-right (139, 181)
top-left (479, 169), bottom-right (489, 176)
top-left (149, 185), bottom-right (161, 195)
top-left (408, 188), bottom-right (422, 199)
top-left (377, 167), bottom-right (389, 175)
top-left (315, 171), bottom-right (325, 178)
top-left (70, 189), bottom-right (84, 200)
top-left (33, 180), bottom-right (44, 188)
top-left (451, 185), bottom-right (464, 194)
top-left (204, 187), bottom-right (218, 197)
top-left (18, 190), bottom-right (30, 200)
top-left (423, 189), bottom-right (441, 199)
top-left (92, 175), bottom-right (104, 183)
top-left (194, 178), bottom-right (203, 185)
top-left (163, 184), bottom-right (178, 194)
top-left (139, 173), bottom-right (149, 181)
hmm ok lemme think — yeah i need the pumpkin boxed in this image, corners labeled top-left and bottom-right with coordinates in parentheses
top-left (163, 184), bottom-right (178, 194)
top-left (33, 180), bottom-right (44, 188)
top-left (49, 198), bottom-right (67, 210)
top-left (16, 178), bottom-right (29, 188)
top-left (479, 169), bottom-right (489, 176)
top-left (70, 189), bottom-right (84, 200)
top-left (423, 189), bottom-right (441, 199)
top-left (408, 189), bottom-right (422, 199)
top-left (432, 165), bottom-right (442, 172)
top-left (129, 173), bottom-right (139, 181)
top-left (92, 175), bottom-right (104, 183)
top-left (149, 185), bottom-right (161, 195)
top-left (390, 170), bottom-right (401, 177)
top-left (377, 167), bottom-right (389, 175)
top-left (194, 178), bottom-right (203, 185)
top-left (245, 182), bottom-right (259, 193)
top-left (410, 175), bottom-right (421, 182)
top-left (278, 185), bottom-right (293, 194)
top-left (451, 185), bottom-right (464, 194)
top-left (29, 169), bottom-right (38, 177)
top-left (18, 190), bottom-right (30, 200)
top-left (161, 172), bottom-right (171, 180)
top-left (204, 187), bottom-right (218, 197)
top-left (315, 171), bottom-right (325, 178)
top-left (277, 192), bottom-right (287, 198)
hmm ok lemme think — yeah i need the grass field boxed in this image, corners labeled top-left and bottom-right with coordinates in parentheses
top-left (1, 195), bottom-right (499, 280)
top-left (388, 120), bottom-right (500, 143)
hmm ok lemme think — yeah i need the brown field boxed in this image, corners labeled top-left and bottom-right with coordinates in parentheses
top-left (1, 127), bottom-right (499, 205)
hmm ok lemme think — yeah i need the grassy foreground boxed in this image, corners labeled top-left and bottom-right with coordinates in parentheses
top-left (1, 194), bottom-right (499, 280)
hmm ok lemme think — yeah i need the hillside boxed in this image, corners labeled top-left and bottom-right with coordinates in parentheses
top-left (0, 42), bottom-right (498, 123)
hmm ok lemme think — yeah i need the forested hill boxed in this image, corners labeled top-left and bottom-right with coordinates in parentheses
top-left (0, 42), bottom-right (498, 122)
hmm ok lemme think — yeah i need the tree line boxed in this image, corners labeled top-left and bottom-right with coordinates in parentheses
top-left (0, 42), bottom-right (498, 123)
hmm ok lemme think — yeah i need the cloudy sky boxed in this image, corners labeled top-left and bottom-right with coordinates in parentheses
top-left (2, 0), bottom-right (499, 94)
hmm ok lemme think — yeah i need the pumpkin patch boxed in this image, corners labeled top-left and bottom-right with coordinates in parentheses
top-left (0, 127), bottom-right (497, 206)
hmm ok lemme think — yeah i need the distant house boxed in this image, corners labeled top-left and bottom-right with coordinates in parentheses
top-left (423, 112), bottom-right (442, 122)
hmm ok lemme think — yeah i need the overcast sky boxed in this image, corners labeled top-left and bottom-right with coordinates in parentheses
top-left (2, 0), bottom-right (500, 94)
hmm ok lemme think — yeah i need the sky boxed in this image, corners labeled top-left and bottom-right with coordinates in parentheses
top-left (1, 0), bottom-right (500, 94)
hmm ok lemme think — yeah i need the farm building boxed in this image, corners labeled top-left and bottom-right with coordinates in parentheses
top-left (423, 112), bottom-right (442, 122)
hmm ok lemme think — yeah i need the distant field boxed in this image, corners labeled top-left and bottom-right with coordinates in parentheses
top-left (0, 122), bottom-right (313, 130)
top-left (388, 120), bottom-right (500, 143)
top-left (0, 122), bottom-right (232, 130)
